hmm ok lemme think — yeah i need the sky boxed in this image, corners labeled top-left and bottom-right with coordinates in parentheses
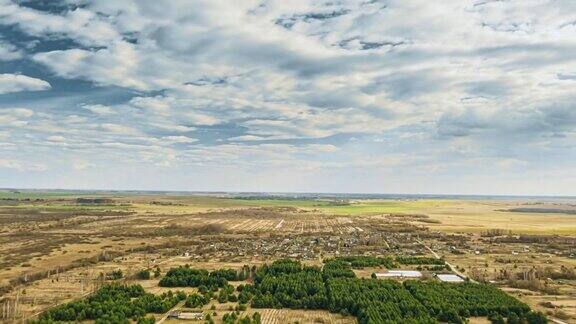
top-left (0, 0), bottom-right (576, 195)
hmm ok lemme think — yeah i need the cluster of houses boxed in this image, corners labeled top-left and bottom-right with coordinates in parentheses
top-left (181, 231), bottom-right (428, 262)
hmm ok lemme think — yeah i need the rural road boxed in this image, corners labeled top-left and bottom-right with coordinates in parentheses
top-left (550, 318), bottom-right (568, 324)
top-left (417, 239), bottom-right (476, 283)
top-left (156, 301), bottom-right (185, 324)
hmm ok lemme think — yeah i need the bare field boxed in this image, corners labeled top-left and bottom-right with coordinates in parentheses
top-left (419, 200), bottom-right (576, 234)
top-left (255, 309), bottom-right (356, 324)
top-left (163, 309), bottom-right (356, 324)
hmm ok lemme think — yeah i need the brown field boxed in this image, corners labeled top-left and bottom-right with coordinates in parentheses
top-left (419, 200), bottom-right (576, 234)
top-left (0, 192), bottom-right (574, 323)
top-left (254, 309), bottom-right (356, 324)
top-left (314, 199), bottom-right (576, 234)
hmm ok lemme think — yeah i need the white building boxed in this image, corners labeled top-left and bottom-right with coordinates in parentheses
top-left (376, 270), bottom-right (422, 278)
top-left (436, 274), bottom-right (464, 282)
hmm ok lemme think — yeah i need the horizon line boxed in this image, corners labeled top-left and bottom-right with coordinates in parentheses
top-left (1, 187), bottom-right (575, 199)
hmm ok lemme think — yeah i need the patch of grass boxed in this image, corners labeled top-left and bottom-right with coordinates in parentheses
top-left (0, 190), bottom-right (98, 200)
top-left (317, 200), bottom-right (437, 215)
top-left (232, 199), bottom-right (333, 208)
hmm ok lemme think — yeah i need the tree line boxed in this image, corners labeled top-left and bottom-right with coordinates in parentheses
top-left (158, 264), bottom-right (251, 289)
top-left (326, 256), bottom-right (396, 268)
top-left (396, 256), bottom-right (445, 265)
top-left (32, 284), bottom-right (185, 324)
top-left (325, 255), bottom-right (447, 269)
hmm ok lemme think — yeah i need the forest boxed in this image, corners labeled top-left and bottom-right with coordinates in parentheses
top-left (246, 259), bottom-right (545, 324)
top-left (405, 281), bottom-right (531, 320)
top-left (32, 284), bottom-right (185, 324)
top-left (34, 258), bottom-right (546, 324)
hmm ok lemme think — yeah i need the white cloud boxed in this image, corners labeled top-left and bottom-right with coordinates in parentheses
top-left (83, 104), bottom-right (116, 115)
top-left (0, 108), bottom-right (34, 118)
top-left (0, 74), bottom-right (51, 94)
top-left (24, 0), bottom-right (575, 143)
top-left (1, 0), bottom-right (576, 194)
top-left (72, 161), bottom-right (95, 171)
top-left (228, 135), bottom-right (266, 141)
top-left (0, 159), bottom-right (47, 171)
top-left (0, 1), bottom-right (120, 46)
top-left (130, 96), bottom-right (171, 114)
top-left (47, 135), bottom-right (66, 142)
top-left (163, 136), bottom-right (198, 144)
top-left (33, 44), bottom-right (146, 90)
top-left (99, 123), bottom-right (141, 136)
top-left (0, 108), bottom-right (34, 129)
top-left (0, 40), bottom-right (22, 61)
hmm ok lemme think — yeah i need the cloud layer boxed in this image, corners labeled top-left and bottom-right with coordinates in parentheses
top-left (0, 73), bottom-right (51, 94)
top-left (0, 0), bottom-right (575, 195)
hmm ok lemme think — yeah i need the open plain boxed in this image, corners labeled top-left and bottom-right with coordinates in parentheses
top-left (0, 190), bottom-right (574, 323)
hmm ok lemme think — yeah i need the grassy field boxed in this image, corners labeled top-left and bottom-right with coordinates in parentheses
top-left (229, 198), bottom-right (438, 214)
top-left (0, 190), bottom-right (107, 199)
top-left (318, 199), bottom-right (442, 215)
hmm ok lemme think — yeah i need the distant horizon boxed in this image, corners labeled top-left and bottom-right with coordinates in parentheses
top-left (2, 187), bottom-right (575, 200)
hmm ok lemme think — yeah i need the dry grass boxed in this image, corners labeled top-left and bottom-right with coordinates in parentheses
top-left (384, 200), bottom-right (576, 234)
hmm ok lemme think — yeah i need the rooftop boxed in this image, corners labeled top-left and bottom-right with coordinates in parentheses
top-left (376, 270), bottom-right (422, 278)
top-left (436, 274), bottom-right (465, 282)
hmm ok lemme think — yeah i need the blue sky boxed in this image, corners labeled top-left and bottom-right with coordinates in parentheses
top-left (1, 0), bottom-right (576, 195)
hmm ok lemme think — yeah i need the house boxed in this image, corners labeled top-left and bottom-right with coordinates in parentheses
top-left (167, 311), bottom-right (204, 320)
top-left (178, 312), bottom-right (204, 320)
top-left (167, 311), bottom-right (180, 319)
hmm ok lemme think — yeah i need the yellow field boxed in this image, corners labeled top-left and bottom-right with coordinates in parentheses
top-left (225, 198), bottom-right (576, 235)
top-left (412, 200), bottom-right (575, 234)
top-left (133, 197), bottom-right (576, 234)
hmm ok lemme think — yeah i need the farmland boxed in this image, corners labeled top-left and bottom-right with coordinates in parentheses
top-left (0, 190), bottom-right (574, 323)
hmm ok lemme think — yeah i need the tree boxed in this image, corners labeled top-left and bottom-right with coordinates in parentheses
top-left (507, 313), bottom-right (520, 324)
top-left (136, 269), bottom-right (151, 280)
top-left (489, 312), bottom-right (505, 324)
top-left (525, 311), bottom-right (547, 324)
top-left (137, 315), bottom-right (155, 324)
top-left (186, 293), bottom-right (208, 308)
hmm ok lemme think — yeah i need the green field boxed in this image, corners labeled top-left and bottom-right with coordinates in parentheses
top-left (230, 198), bottom-right (442, 215)
top-left (0, 190), bottom-right (113, 200)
